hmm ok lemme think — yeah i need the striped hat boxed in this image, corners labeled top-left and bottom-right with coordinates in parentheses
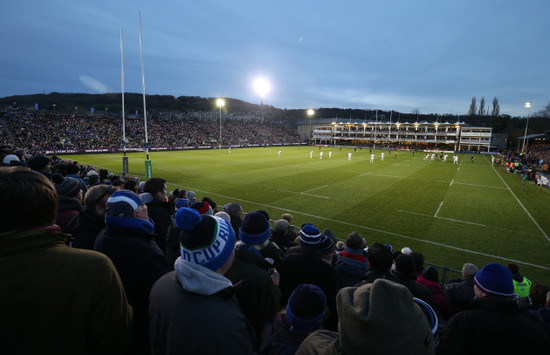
top-left (175, 207), bottom-right (236, 271)
top-left (106, 190), bottom-right (153, 217)
top-left (474, 263), bottom-right (515, 297)
top-left (299, 223), bottom-right (322, 247)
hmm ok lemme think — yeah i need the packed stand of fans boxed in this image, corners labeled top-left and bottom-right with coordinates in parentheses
top-left (0, 112), bottom-right (301, 151)
top-left (1, 152), bottom-right (549, 354)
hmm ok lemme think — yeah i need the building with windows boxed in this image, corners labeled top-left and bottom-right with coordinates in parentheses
top-left (308, 120), bottom-right (492, 151)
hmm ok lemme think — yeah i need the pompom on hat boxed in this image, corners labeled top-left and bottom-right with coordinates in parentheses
top-left (52, 173), bottom-right (81, 198)
top-left (286, 284), bottom-right (327, 334)
top-left (190, 200), bottom-right (213, 216)
top-left (175, 207), bottom-right (236, 272)
top-left (239, 211), bottom-right (271, 245)
top-left (474, 263), bottom-right (515, 297)
top-left (299, 223), bottom-right (323, 247)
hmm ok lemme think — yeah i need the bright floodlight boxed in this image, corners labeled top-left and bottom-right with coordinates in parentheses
top-left (253, 78), bottom-right (271, 98)
top-left (307, 109), bottom-right (315, 116)
top-left (525, 101), bottom-right (531, 108)
top-left (217, 98), bottom-right (225, 108)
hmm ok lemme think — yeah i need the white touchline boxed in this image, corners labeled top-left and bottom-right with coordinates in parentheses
top-left (486, 156), bottom-right (550, 243)
top-left (175, 183), bottom-right (549, 271)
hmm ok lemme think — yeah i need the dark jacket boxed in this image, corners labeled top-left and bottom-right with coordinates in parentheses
top-left (356, 269), bottom-right (399, 285)
top-left (68, 208), bottom-right (105, 250)
top-left (149, 270), bottom-right (254, 355)
top-left (95, 217), bottom-right (170, 355)
top-left (56, 194), bottom-right (83, 233)
top-left (261, 313), bottom-right (311, 355)
top-left (335, 247), bottom-right (368, 288)
top-left (278, 246), bottom-right (340, 331)
top-left (437, 297), bottom-right (550, 354)
top-left (146, 198), bottom-right (172, 253)
top-left (225, 243), bottom-right (281, 346)
top-left (444, 277), bottom-right (476, 317)
top-left (164, 223), bottom-right (181, 269)
top-left (0, 226), bottom-right (133, 355)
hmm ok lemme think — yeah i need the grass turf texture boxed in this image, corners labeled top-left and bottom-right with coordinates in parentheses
top-left (65, 147), bottom-right (550, 285)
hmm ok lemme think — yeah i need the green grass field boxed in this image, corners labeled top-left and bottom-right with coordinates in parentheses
top-left (65, 147), bottom-right (550, 285)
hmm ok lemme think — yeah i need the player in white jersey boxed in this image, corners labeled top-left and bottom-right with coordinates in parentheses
top-left (381, 152), bottom-right (384, 161)
top-left (320, 151), bottom-right (323, 159)
top-left (348, 152), bottom-right (352, 161)
top-left (329, 151), bottom-right (332, 159)
top-left (278, 150), bottom-right (281, 158)
top-left (310, 151), bottom-right (313, 158)
top-left (370, 154), bottom-right (375, 163)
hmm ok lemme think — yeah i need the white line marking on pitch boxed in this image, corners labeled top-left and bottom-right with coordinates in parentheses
top-left (449, 179), bottom-right (454, 187)
top-left (302, 185), bottom-right (328, 194)
top-left (434, 201), bottom-right (444, 217)
top-left (486, 156), bottom-right (550, 243)
top-left (277, 188), bottom-right (329, 199)
top-left (360, 172), bottom-right (505, 189)
top-left (174, 184), bottom-right (548, 270)
top-left (397, 209), bottom-right (486, 227)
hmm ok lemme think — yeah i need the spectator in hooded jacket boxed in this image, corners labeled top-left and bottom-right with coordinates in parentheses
top-left (94, 189), bottom-right (170, 354)
top-left (297, 279), bottom-right (435, 355)
top-left (437, 263), bottom-right (550, 354)
top-left (412, 252), bottom-right (448, 318)
top-left (149, 207), bottom-right (254, 354)
top-left (0, 167), bottom-right (133, 354)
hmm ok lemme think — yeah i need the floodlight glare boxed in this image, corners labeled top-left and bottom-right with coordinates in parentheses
top-left (216, 98), bottom-right (225, 108)
top-left (253, 78), bottom-right (271, 98)
top-left (525, 101), bottom-right (531, 108)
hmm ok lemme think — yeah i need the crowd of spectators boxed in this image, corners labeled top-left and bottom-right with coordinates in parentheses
top-left (1, 154), bottom-right (549, 354)
top-left (0, 112), bottom-right (302, 151)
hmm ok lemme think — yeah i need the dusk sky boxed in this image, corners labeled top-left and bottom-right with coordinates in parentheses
top-left (1, 1), bottom-right (549, 117)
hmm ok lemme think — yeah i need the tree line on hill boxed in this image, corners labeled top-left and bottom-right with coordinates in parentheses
top-left (1, 93), bottom-right (550, 136)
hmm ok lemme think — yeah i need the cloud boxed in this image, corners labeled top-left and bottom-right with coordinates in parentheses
top-left (79, 75), bottom-right (109, 93)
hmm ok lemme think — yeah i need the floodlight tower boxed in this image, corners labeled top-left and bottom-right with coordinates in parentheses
top-left (253, 77), bottom-right (270, 121)
top-left (217, 98), bottom-right (225, 149)
top-left (521, 101), bottom-right (532, 154)
top-left (307, 109), bottom-right (315, 144)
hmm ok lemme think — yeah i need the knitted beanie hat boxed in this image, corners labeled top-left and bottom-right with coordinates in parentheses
top-left (176, 198), bottom-right (190, 209)
top-left (52, 173), bottom-right (81, 198)
top-left (175, 207), bottom-right (236, 271)
top-left (239, 211), bottom-right (271, 245)
top-left (337, 278), bottom-right (435, 355)
top-left (106, 190), bottom-right (153, 217)
top-left (190, 200), bottom-right (213, 216)
top-left (474, 263), bottom-right (515, 297)
top-left (286, 284), bottom-right (327, 334)
top-left (299, 223), bottom-right (322, 247)
top-left (318, 233), bottom-right (336, 254)
top-left (462, 263), bottom-right (479, 279)
top-left (28, 155), bottom-right (51, 171)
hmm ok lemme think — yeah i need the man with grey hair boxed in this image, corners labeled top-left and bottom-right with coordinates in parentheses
top-left (225, 202), bottom-right (243, 237)
top-left (444, 263), bottom-right (479, 317)
top-left (270, 219), bottom-right (297, 253)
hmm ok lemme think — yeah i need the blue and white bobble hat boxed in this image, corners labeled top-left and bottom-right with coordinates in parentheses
top-left (474, 263), bottom-right (515, 298)
top-left (106, 190), bottom-right (153, 217)
top-left (175, 207), bottom-right (236, 271)
top-left (299, 223), bottom-right (323, 247)
top-left (239, 211), bottom-right (271, 245)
